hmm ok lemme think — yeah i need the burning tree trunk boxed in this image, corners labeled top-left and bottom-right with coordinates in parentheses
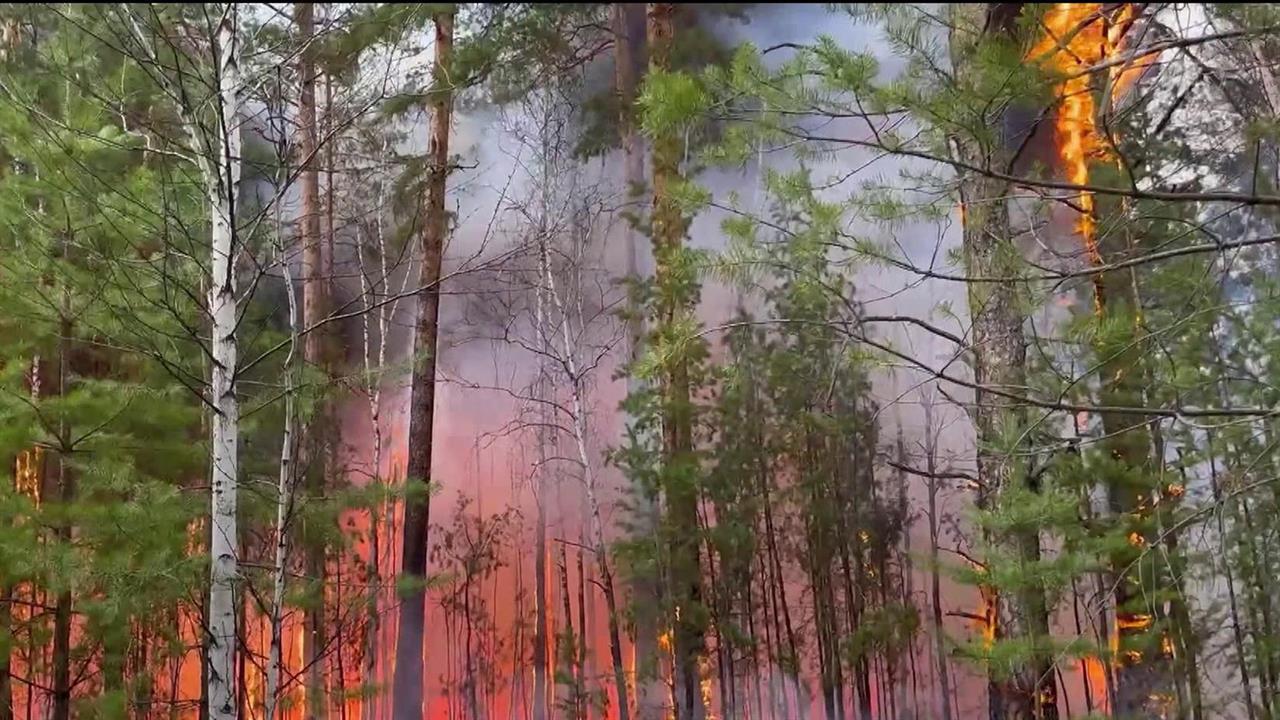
top-left (207, 7), bottom-right (243, 719)
top-left (1091, 183), bottom-right (1178, 720)
top-left (1029, 4), bottom-right (1184, 716)
top-left (391, 9), bottom-right (454, 719)
top-left (295, 4), bottom-right (330, 716)
top-left (646, 4), bottom-right (707, 720)
top-left (947, 5), bottom-right (1059, 718)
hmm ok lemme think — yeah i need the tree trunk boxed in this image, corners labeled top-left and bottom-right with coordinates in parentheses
top-left (646, 5), bottom-right (706, 720)
top-left (391, 10), bottom-right (453, 719)
top-left (532, 235), bottom-right (551, 720)
top-left (207, 7), bottom-right (242, 720)
top-left (295, 5), bottom-right (330, 718)
top-left (923, 395), bottom-right (956, 720)
top-left (559, 543), bottom-right (577, 711)
top-left (265, 237), bottom-right (302, 720)
top-left (1091, 195), bottom-right (1178, 720)
top-left (51, 365), bottom-right (72, 720)
top-left (540, 199), bottom-right (633, 720)
top-left (50, 229), bottom-right (74, 720)
top-left (0, 582), bottom-right (9, 720)
top-left (762, 466), bottom-right (802, 720)
top-left (613, 6), bottom-right (663, 719)
top-left (947, 6), bottom-right (1059, 719)
top-left (534, 493), bottom-right (550, 720)
top-left (577, 545), bottom-right (588, 719)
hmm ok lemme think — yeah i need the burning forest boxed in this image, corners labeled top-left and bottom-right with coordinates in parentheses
top-left (1, 3), bottom-right (1280, 720)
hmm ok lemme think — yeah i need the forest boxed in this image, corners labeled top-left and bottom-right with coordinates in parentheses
top-left (1, 2), bottom-right (1278, 720)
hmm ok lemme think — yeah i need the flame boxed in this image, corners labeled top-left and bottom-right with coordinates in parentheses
top-left (1081, 655), bottom-right (1110, 712)
top-left (1110, 613), bottom-right (1154, 665)
top-left (14, 447), bottom-right (42, 504)
top-left (976, 590), bottom-right (997, 648)
top-left (1116, 613), bottom-right (1153, 632)
top-left (1028, 4), bottom-right (1139, 312)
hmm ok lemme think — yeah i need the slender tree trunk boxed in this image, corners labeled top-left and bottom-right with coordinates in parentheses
top-left (48, 214), bottom-right (74, 720)
top-left (0, 582), bottom-right (9, 720)
top-left (531, 157), bottom-right (553, 720)
top-left (207, 7), bottom-right (242, 719)
top-left (1206, 437), bottom-right (1260, 720)
top-left (534, 493), bottom-right (550, 720)
top-left (51, 347), bottom-right (72, 720)
top-left (613, 7), bottom-right (664, 719)
top-left (647, 6), bottom-right (706, 720)
top-left (577, 545), bottom-right (589, 719)
top-left (265, 231), bottom-right (302, 720)
top-left (921, 396), bottom-right (955, 720)
top-left (391, 10), bottom-right (453, 720)
top-left (559, 543), bottom-right (577, 711)
top-left (762, 470), bottom-right (802, 720)
top-left (296, 6), bottom-right (330, 715)
top-left (1090, 122), bottom-right (1179, 720)
top-left (539, 207), bottom-right (633, 720)
top-left (744, 579), bottom-right (766, 720)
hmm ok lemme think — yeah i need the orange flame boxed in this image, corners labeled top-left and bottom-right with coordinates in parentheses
top-left (1081, 655), bottom-right (1110, 713)
top-left (1028, 4), bottom-right (1140, 311)
top-left (14, 447), bottom-right (42, 504)
top-left (976, 589), bottom-right (997, 649)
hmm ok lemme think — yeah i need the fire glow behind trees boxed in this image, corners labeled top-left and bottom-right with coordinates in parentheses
top-left (0, 3), bottom-right (1278, 720)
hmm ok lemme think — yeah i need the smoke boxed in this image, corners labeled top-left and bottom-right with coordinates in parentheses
top-left (348, 5), bottom-right (1098, 719)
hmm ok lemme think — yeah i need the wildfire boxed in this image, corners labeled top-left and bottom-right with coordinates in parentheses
top-left (1080, 655), bottom-right (1110, 712)
top-left (14, 446), bottom-right (42, 503)
top-left (976, 590), bottom-right (997, 648)
top-left (1116, 613), bottom-right (1153, 633)
top-left (1028, 4), bottom-right (1145, 312)
top-left (1112, 612), bottom-right (1154, 664)
top-left (701, 673), bottom-right (716, 720)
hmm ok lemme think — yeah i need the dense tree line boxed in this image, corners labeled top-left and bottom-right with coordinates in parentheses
top-left (1, 3), bottom-right (1279, 720)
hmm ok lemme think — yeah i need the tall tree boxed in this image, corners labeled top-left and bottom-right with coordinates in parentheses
top-left (946, 4), bottom-right (1058, 718)
top-left (612, 5), bottom-right (665, 719)
top-left (294, 4), bottom-right (331, 716)
top-left (646, 4), bottom-right (706, 719)
top-left (207, 5), bottom-right (243, 719)
top-left (392, 8), bottom-right (455, 719)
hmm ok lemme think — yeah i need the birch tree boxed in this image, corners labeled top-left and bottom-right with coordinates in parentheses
top-left (206, 6), bottom-right (243, 718)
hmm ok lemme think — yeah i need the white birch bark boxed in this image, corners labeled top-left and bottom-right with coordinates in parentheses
top-left (207, 5), bottom-right (242, 719)
top-left (264, 207), bottom-right (301, 720)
